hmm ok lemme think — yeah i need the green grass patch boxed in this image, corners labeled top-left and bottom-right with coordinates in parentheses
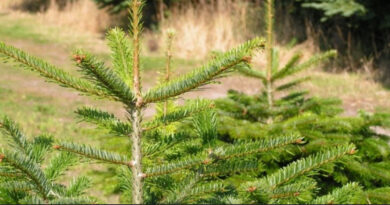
top-left (141, 55), bottom-right (198, 71)
top-left (0, 15), bottom-right (56, 44)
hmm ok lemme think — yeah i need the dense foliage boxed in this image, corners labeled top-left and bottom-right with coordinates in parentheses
top-left (216, 0), bottom-right (390, 203)
top-left (0, 117), bottom-right (93, 204)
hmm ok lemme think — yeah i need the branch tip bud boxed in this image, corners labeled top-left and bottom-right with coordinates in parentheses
top-left (53, 145), bottom-right (61, 150)
top-left (295, 138), bottom-right (304, 144)
top-left (242, 56), bottom-right (252, 63)
top-left (73, 54), bottom-right (86, 64)
top-left (247, 186), bottom-right (257, 192)
top-left (202, 159), bottom-right (211, 165)
top-left (349, 148), bottom-right (356, 155)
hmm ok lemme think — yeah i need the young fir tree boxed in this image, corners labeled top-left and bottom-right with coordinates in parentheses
top-left (216, 0), bottom-right (338, 124)
top-left (0, 0), bottom-right (364, 204)
top-left (215, 0), bottom-right (390, 203)
top-left (0, 116), bottom-right (93, 204)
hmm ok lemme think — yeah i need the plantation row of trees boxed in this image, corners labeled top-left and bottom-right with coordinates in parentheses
top-left (1, 0), bottom-right (390, 204)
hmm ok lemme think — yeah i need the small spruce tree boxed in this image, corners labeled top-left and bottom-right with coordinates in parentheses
top-left (0, 0), bottom-right (364, 204)
top-left (217, 0), bottom-right (338, 124)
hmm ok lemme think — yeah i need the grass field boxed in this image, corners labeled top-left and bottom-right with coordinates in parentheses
top-left (1, 12), bottom-right (389, 203)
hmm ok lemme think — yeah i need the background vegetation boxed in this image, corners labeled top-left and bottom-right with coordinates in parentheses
top-left (92, 0), bottom-right (390, 75)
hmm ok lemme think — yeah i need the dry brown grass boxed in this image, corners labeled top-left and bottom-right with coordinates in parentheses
top-left (39, 0), bottom-right (111, 34)
top-left (2, 0), bottom-right (257, 58)
top-left (160, 0), bottom-right (254, 59)
top-left (0, 0), bottom-right (111, 34)
top-left (0, 0), bottom-right (23, 10)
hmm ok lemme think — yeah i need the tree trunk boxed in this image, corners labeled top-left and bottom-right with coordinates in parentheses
top-left (130, 108), bottom-right (143, 204)
top-left (130, 1), bottom-right (143, 203)
top-left (266, 0), bottom-right (274, 109)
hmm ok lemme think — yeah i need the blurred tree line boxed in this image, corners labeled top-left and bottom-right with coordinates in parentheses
top-left (94, 0), bottom-right (390, 74)
top-left (17, 0), bottom-right (390, 75)
top-left (13, 0), bottom-right (78, 12)
top-left (280, 0), bottom-right (390, 74)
